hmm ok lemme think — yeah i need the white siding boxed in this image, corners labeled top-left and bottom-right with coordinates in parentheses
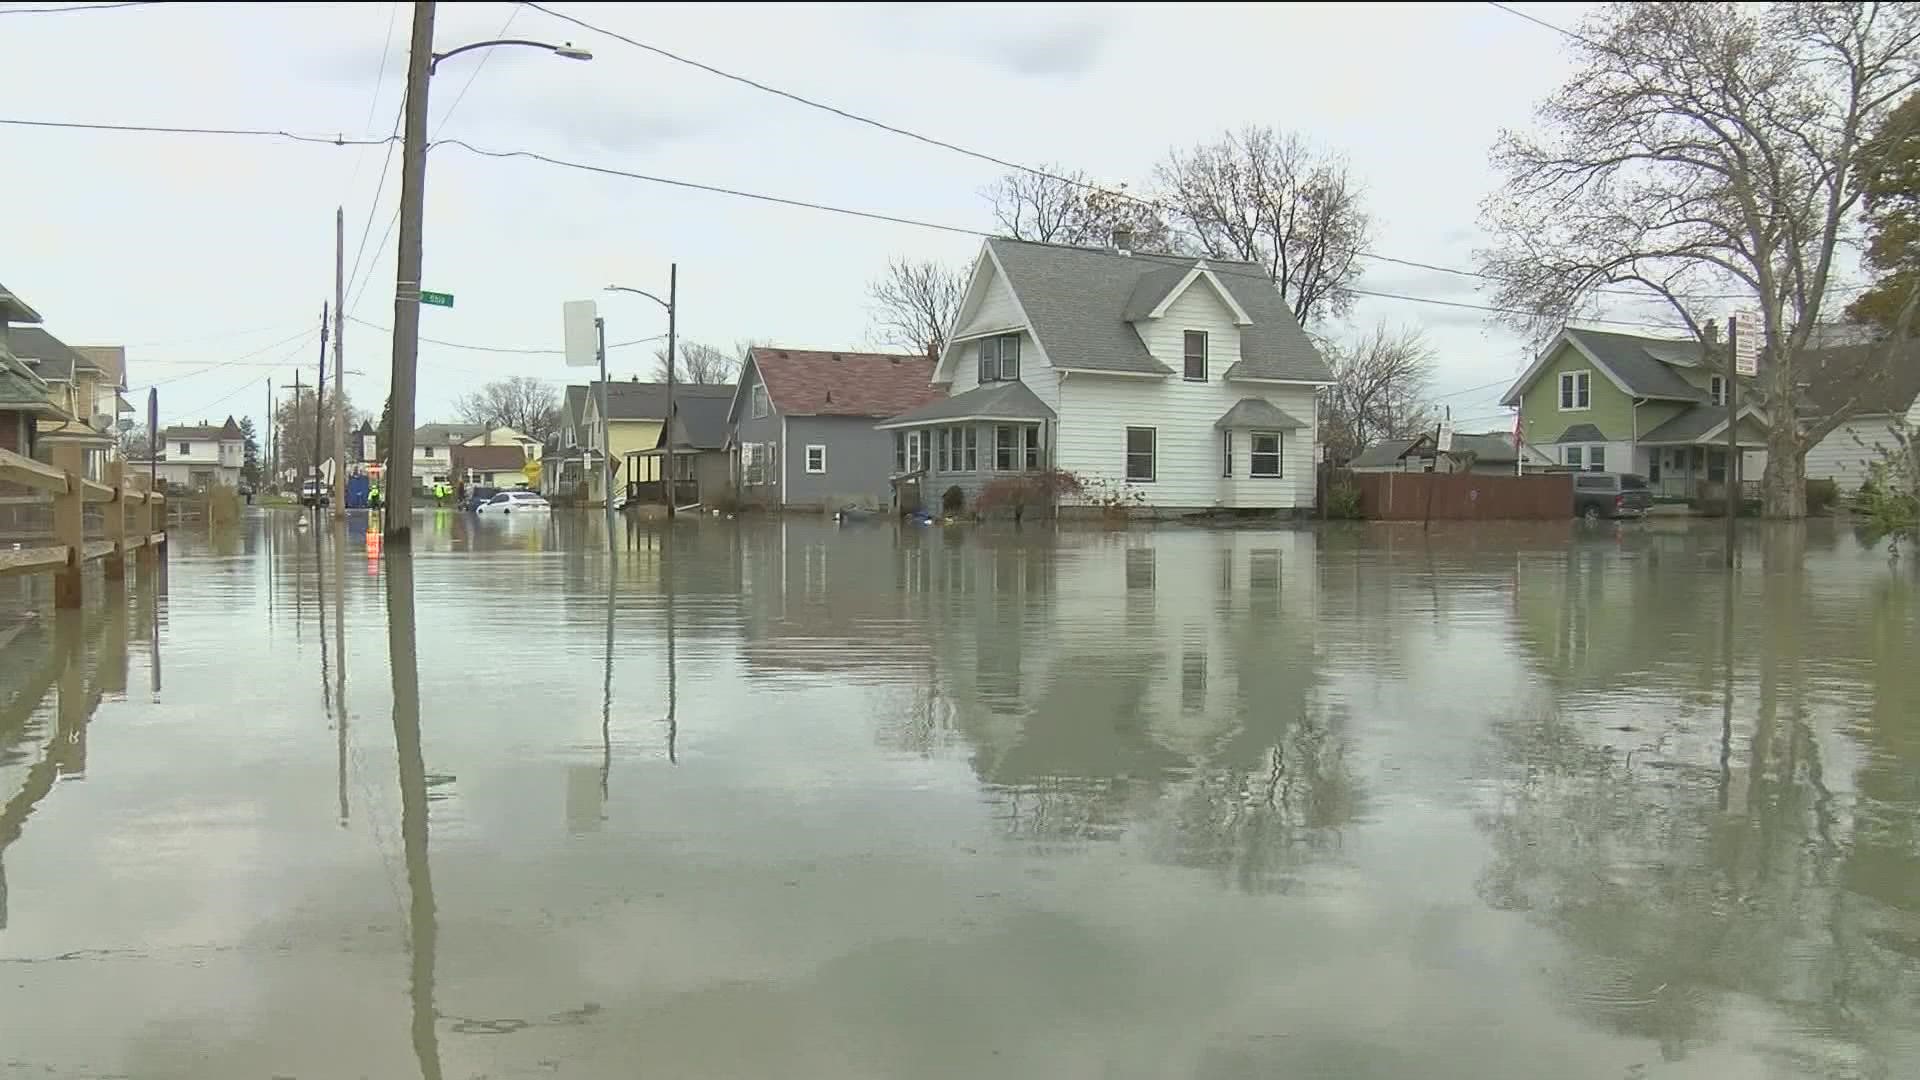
top-left (1134, 277), bottom-right (1243, 375)
top-left (1056, 376), bottom-right (1318, 510)
top-left (953, 262), bottom-right (1024, 339)
top-left (1806, 416), bottom-right (1908, 488)
top-left (946, 331), bottom-right (1060, 413)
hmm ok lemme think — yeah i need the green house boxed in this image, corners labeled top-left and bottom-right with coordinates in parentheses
top-left (1500, 327), bottom-right (1767, 499)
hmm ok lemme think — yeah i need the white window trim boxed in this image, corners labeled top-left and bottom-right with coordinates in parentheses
top-left (1183, 330), bottom-right (1208, 382)
top-left (1709, 375), bottom-right (1726, 407)
top-left (805, 444), bottom-right (827, 474)
top-left (1249, 430), bottom-right (1284, 478)
top-left (1125, 426), bottom-right (1157, 483)
top-left (1564, 445), bottom-right (1584, 468)
top-left (1558, 370), bottom-right (1592, 412)
top-left (751, 383), bottom-right (770, 420)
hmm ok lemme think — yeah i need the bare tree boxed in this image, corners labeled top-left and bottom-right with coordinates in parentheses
top-left (867, 257), bottom-right (966, 359)
top-left (982, 166), bottom-right (1180, 252)
top-left (1156, 126), bottom-right (1370, 325)
top-left (452, 376), bottom-right (560, 443)
top-left (275, 389), bottom-right (355, 478)
top-left (653, 341), bottom-right (738, 385)
top-left (1318, 323), bottom-right (1436, 465)
top-left (1479, 1), bottom-right (1920, 516)
top-left (116, 422), bottom-right (148, 458)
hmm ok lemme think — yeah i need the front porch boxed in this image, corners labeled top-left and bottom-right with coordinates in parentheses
top-left (877, 381), bottom-right (1057, 514)
top-left (1638, 404), bottom-right (1770, 502)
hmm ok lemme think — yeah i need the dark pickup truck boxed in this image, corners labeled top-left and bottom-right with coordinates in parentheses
top-left (1572, 472), bottom-right (1654, 520)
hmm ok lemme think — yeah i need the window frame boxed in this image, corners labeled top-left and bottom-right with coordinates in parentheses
top-left (1023, 424), bottom-right (1042, 471)
top-left (995, 424), bottom-right (1017, 471)
top-left (1709, 375), bottom-right (1726, 407)
top-left (894, 432), bottom-right (906, 474)
top-left (1221, 430), bottom-right (1233, 477)
top-left (177, 441), bottom-right (191, 457)
top-left (962, 425), bottom-right (978, 472)
top-left (1588, 444), bottom-right (1606, 472)
top-left (750, 383), bottom-right (770, 419)
top-left (1564, 445), bottom-right (1584, 469)
top-left (1249, 431), bottom-right (1283, 478)
top-left (1558, 370), bottom-right (1592, 411)
top-left (805, 444), bottom-right (827, 474)
top-left (978, 333), bottom-right (1020, 383)
top-left (1125, 426), bottom-right (1156, 483)
top-left (1183, 330), bottom-right (1208, 382)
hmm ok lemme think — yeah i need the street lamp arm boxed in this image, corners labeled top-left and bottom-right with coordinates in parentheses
top-left (605, 285), bottom-right (671, 312)
top-left (430, 39), bottom-right (592, 73)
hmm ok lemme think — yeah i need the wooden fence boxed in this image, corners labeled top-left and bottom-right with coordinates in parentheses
top-left (1, 444), bottom-right (167, 607)
top-left (1353, 471), bottom-right (1573, 521)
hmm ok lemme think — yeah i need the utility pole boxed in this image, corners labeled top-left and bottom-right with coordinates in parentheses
top-left (291, 368), bottom-right (304, 492)
top-left (333, 206), bottom-right (348, 517)
top-left (596, 316), bottom-right (614, 552)
top-left (266, 377), bottom-right (273, 491)
top-left (1724, 314), bottom-right (1740, 569)
top-left (314, 302), bottom-right (329, 503)
top-left (664, 262), bottom-right (678, 519)
top-left (383, 0), bottom-right (436, 543)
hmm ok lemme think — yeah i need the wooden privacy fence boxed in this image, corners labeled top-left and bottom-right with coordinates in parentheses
top-left (0, 444), bottom-right (167, 607)
top-left (1353, 471), bottom-right (1572, 521)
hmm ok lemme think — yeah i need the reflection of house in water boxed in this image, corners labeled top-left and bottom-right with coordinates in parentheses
top-left (733, 520), bottom-right (936, 683)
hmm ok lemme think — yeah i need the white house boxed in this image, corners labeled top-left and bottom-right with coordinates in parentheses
top-left (408, 423), bottom-right (539, 492)
top-left (1803, 341), bottom-right (1920, 491)
top-left (142, 416), bottom-right (244, 489)
top-left (878, 235), bottom-right (1333, 514)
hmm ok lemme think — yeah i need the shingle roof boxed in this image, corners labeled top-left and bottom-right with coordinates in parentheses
top-left (414, 422), bottom-right (487, 445)
top-left (1563, 328), bottom-right (1707, 401)
top-left (1447, 432), bottom-right (1525, 463)
top-left (563, 384), bottom-right (589, 429)
top-left (163, 416), bottom-right (243, 441)
top-left (984, 238), bottom-right (1332, 382)
top-left (1120, 264), bottom-right (1191, 322)
top-left (72, 345), bottom-right (126, 390)
top-left (661, 394), bottom-right (733, 450)
top-left (1800, 339), bottom-right (1920, 418)
top-left (1, 327), bottom-right (93, 382)
top-left (0, 280), bottom-right (42, 325)
top-left (1215, 397), bottom-right (1307, 429)
top-left (1350, 438), bottom-right (1421, 469)
top-left (1553, 422), bottom-right (1607, 444)
top-left (750, 347), bottom-right (942, 417)
top-left (594, 381), bottom-right (735, 421)
top-left (876, 379), bottom-right (1054, 428)
top-left (0, 352), bottom-right (59, 412)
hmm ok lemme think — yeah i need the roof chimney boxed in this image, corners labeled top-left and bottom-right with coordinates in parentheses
top-left (1111, 222), bottom-right (1134, 256)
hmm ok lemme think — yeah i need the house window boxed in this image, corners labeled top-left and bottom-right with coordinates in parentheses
top-left (1183, 330), bottom-right (1208, 381)
top-left (1125, 426), bottom-right (1156, 482)
top-left (1710, 375), bottom-right (1726, 406)
top-left (1250, 431), bottom-right (1283, 477)
top-left (978, 334), bottom-right (1020, 383)
top-left (743, 443), bottom-right (765, 486)
top-left (995, 425), bottom-right (1017, 470)
top-left (423, 446), bottom-right (435, 458)
top-left (1559, 370), bottom-right (1591, 410)
top-left (1588, 444), bottom-right (1606, 471)
top-left (960, 425), bottom-right (978, 471)
top-left (1564, 446), bottom-right (1584, 469)
top-left (894, 431), bottom-right (906, 474)
top-left (674, 455), bottom-right (696, 483)
top-left (1222, 431), bottom-right (1233, 477)
top-left (1023, 424), bottom-right (1042, 471)
top-left (178, 441), bottom-right (190, 456)
top-left (751, 383), bottom-right (769, 419)
top-left (805, 444), bottom-right (827, 474)
top-left (936, 428), bottom-right (949, 472)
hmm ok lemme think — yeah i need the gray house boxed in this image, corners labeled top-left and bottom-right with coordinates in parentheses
top-left (728, 347), bottom-right (942, 511)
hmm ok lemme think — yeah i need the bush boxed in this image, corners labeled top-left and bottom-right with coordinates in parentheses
top-left (1326, 483), bottom-right (1363, 520)
top-left (976, 469), bottom-right (1085, 523)
top-left (941, 485), bottom-right (965, 515)
top-left (1806, 478), bottom-right (1838, 516)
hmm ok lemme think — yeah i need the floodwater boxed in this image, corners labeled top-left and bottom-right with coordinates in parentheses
top-left (1, 512), bottom-right (1917, 1079)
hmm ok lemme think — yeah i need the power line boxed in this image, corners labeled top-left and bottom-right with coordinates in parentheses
top-left (523, 2), bottom-right (1789, 307)
top-left (434, 2), bottom-right (522, 137)
top-left (0, 116), bottom-right (398, 146)
top-left (347, 315), bottom-right (664, 353)
top-left (131, 327), bottom-right (316, 389)
top-left (1484, 1), bottom-right (1605, 50)
top-left (0, 1), bottom-right (159, 13)
top-left (436, 138), bottom-right (1692, 332)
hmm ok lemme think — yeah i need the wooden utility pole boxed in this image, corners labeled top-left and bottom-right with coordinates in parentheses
top-left (333, 206), bottom-right (348, 516)
top-left (383, 0), bottom-right (437, 543)
top-left (1724, 315), bottom-right (1739, 568)
top-left (314, 303), bottom-right (330, 500)
top-left (664, 262), bottom-right (678, 518)
top-left (266, 377), bottom-right (273, 490)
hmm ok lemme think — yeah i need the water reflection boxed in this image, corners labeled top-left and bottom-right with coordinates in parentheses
top-left (383, 545), bottom-right (441, 1080)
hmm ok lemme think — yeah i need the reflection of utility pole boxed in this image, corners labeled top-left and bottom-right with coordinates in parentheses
top-left (664, 523), bottom-right (678, 763)
top-left (335, 520), bottom-right (348, 827)
top-left (600, 554), bottom-right (615, 799)
top-left (384, 547), bottom-right (442, 1080)
top-left (333, 207), bottom-right (348, 517)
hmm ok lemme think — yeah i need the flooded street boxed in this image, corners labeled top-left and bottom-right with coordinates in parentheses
top-left (2, 512), bottom-right (1917, 1079)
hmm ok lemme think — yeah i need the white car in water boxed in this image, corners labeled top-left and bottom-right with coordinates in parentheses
top-left (476, 490), bottom-right (551, 515)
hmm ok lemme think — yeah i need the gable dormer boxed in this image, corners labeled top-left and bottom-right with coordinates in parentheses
top-left (1125, 261), bottom-right (1249, 381)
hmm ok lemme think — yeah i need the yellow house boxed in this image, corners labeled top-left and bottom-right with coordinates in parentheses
top-left (580, 381), bottom-right (736, 505)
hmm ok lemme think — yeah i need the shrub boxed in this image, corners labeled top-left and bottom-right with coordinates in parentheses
top-left (1326, 483), bottom-right (1363, 520)
top-left (941, 485), bottom-right (965, 515)
top-left (1806, 478), bottom-right (1838, 516)
top-left (975, 469), bottom-right (1085, 523)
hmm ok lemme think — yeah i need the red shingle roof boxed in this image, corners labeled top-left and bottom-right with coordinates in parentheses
top-left (750, 347), bottom-right (943, 418)
top-left (451, 444), bottom-right (526, 472)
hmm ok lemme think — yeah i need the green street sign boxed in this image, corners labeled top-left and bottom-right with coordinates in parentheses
top-left (420, 291), bottom-right (454, 308)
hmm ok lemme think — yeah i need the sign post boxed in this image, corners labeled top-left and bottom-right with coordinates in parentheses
top-left (563, 300), bottom-right (612, 555)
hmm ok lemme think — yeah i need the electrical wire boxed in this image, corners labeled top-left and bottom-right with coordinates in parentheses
top-left (0, 116), bottom-right (398, 146)
top-left (0, 1), bottom-right (159, 13)
top-left (523, 1), bottom-right (1802, 306)
top-left (130, 327), bottom-right (316, 389)
top-left (1484, 1), bottom-right (1605, 50)
top-left (346, 315), bottom-right (663, 353)
top-left (435, 138), bottom-right (1693, 332)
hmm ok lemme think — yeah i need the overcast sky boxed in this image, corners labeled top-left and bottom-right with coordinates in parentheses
top-left (4, 0), bottom-right (1710, 441)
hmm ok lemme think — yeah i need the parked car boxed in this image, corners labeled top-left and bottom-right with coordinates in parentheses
top-left (299, 480), bottom-right (329, 507)
top-left (462, 485), bottom-right (500, 512)
top-left (476, 490), bottom-right (550, 515)
top-left (1572, 472), bottom-right (1653, 521)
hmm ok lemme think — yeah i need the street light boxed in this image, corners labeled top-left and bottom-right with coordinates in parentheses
top-left (604, 270), bottom-right (678, 517)
top-left (382, 5), bottom-right (592, 543)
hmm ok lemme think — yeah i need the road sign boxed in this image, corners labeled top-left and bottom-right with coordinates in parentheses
top-left (420, 291), bottom-right (454, 308)
top-left (562, 300), bottom-right (599, 367)
top-left (1731, 309), bottom-right (1760, 377)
